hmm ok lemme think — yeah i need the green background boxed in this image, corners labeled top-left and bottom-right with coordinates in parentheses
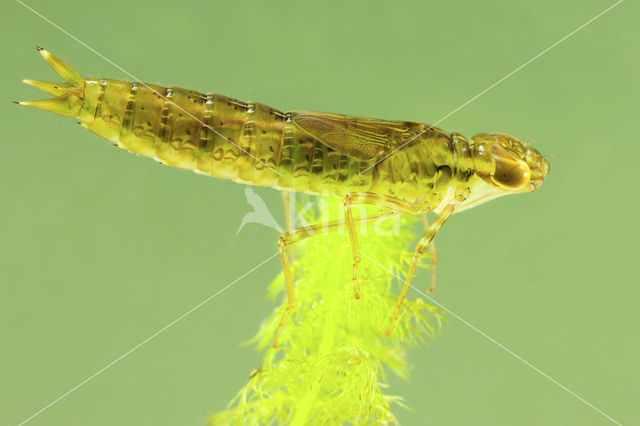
top-left (1, 0), bottom-right (637, 424)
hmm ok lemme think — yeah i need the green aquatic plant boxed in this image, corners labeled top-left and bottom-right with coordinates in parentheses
top-left (210, 196), bottom-right (444, 425)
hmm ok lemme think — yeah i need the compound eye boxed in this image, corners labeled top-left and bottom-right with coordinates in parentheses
top-left (490, 144), bottom-right (530, 189)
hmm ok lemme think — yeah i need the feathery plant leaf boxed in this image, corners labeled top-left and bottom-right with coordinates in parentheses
top-left (210, 195), bottom-right (444, 425)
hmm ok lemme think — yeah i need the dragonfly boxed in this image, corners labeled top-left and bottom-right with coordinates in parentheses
top-left (18, 48), bottom-right (550, 348)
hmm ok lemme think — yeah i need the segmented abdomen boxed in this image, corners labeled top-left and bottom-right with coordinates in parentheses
top-left (87, 79), bottom-right (378, 197)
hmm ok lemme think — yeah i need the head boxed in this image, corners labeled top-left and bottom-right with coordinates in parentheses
top-left (455, 133), bottom-right (550, 212)
top-left (471, 132), bottom-right (549, 191)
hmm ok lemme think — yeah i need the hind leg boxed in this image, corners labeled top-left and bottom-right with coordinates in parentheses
top-left (281, 191), bottom-right (296, 262)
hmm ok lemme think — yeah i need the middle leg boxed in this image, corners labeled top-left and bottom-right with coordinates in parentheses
top-left (273, 210), bottom-right (395, 348)
top-left (343, 192), bottom-right (425, 300)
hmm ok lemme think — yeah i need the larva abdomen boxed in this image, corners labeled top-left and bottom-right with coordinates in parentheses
top-left (90, 78), bottom-right (282, 185)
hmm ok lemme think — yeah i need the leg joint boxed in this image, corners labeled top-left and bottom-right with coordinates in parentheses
top-left (278, 235), bottom-right (288, 249)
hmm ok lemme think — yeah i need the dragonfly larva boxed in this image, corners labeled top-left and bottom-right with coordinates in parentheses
top-left (18, 48), bottom-right (550, 347)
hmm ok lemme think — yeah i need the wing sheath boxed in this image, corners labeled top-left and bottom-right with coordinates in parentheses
top-left (292, 111), bottom-right (429, 162)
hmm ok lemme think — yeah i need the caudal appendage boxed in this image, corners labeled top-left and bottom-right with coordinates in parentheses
top-left (16, 47), bottom-right (85, 117)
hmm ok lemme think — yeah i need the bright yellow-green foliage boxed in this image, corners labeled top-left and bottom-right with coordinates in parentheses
top-left (210, 197), bottom-right (444, 425)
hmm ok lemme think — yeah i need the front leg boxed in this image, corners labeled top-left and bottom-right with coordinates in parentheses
top-left (422, 213), bottom-right (438, 294)
top-left (385, 204), bottom-right (456, 336)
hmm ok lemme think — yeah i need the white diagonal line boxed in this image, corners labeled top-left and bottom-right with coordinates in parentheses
top-left (358, 251), bottom-right (622, 426)
top-left (16, 0), bottom-right (283, 177)
top-left (13, 0), bottom-right (624, 424)
top-left (17, 251), bottom-right (279, 426)
top-left (359, 0), bottom-right (624, 176)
